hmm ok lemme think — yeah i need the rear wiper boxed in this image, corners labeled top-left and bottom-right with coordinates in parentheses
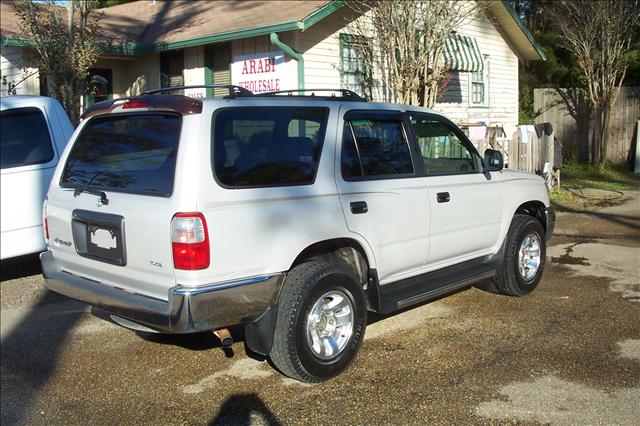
top-left (73, 186), bottom-right (109, 205)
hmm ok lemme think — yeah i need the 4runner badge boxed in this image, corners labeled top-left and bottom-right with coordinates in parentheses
top-left (54, 238), bottom-right (73, 247)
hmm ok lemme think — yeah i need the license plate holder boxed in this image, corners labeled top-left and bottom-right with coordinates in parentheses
top-left (72, 210), bottom-right (126, 266)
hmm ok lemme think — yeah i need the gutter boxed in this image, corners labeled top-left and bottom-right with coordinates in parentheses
top-left (270, 32), bottom-right (304, 91)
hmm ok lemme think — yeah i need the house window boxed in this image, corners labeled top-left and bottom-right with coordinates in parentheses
top-left (469, 57), bottom-right (489, 107)
top-left (160, 50), bottom-right (184, 89)
top-left (340, 34), bottom-right (369, 97)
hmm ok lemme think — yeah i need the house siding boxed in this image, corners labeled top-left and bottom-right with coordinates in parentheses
top-left (435, 12), bottom-right (519, 127)
top-left (299, 8), bottom-right (519, 128)
top-left (93, 54), bottom-right (160, 97)
top-left (0, 45), bottom-right (39, 97)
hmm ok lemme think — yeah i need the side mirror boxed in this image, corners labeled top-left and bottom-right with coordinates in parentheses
top-left (484, 149), bottom-right (503, 172)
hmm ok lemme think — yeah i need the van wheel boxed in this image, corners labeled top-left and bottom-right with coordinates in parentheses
top-left (494, 214), bottom-right (546, 297)
top-left (269, 257), bottom-right (366, 383)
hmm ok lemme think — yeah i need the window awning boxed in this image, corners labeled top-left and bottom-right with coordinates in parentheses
top-left (444, 34), bottom-right (484, 73)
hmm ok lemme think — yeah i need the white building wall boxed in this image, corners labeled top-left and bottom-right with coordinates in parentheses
top-left (434, 12), bottom-right (519, 128)
top-left (94, 53), bottom-right (160, 97)
top-left (299, 8), bottom-right (520, 128)
top-left (0, 45), bottom-right (39, 96)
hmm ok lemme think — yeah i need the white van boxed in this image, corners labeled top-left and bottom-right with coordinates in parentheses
top-left (1, 96), bottom-right (73, 260)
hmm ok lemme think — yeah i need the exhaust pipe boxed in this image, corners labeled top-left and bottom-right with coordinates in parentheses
top-left (213, 328), bottom-right (233, 348)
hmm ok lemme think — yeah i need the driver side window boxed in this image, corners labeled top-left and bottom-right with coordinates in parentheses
top-left (409, 113), bottom-right (480, 175)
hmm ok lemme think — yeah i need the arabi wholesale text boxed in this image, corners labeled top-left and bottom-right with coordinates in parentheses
top-left (232, 51), bottom-right (291, 94)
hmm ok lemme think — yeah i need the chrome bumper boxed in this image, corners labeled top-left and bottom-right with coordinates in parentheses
top-left (545, 206), bottom-right (556, 240)
top-left (40, 251), bottom-right (283, 333)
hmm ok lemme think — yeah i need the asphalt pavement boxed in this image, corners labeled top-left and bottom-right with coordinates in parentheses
top-left (1, 191), bottom-right (639, 425)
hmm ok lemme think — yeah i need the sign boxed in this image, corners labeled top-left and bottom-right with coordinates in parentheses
top-left (184, 87), bottom-right (205, 98)
top-left (231, 51), bottom-right (292, 94)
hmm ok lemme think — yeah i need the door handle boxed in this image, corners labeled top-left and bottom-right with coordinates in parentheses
top-left (437, 192), bottom-right (450, 203)
top-left (350, 201), bottom-right (368, 214)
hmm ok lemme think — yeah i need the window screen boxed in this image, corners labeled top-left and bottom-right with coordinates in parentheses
top-left (61, 113), bottom-right (181, 197)
top-left (1, 107), bottom-right (54, 169)
top-left (213, 107), bottom-right (328, 188)
top-left (409, 113), bottom-right (478, 174)
top-left (341, 118), bottom-right (414, 180)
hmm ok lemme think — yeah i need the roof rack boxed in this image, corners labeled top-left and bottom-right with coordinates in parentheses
top-left (142, 85), bottom-right (254, 98)
top-left (259, 88), bottom-right (367, 102)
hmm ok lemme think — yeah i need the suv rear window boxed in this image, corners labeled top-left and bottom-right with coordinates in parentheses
top-left (213, 107), bottom-right (328, 188)
top-left (1, 107), bottom-right (54, 169)
top-left (60, 113), bottom-right (181, 197)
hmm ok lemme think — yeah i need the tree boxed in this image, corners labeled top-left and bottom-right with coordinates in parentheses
top-left (15, 0), bottom-right (102, 125)
top-left (549, 0), bottom-right (640, 166)
top-left (516, 0), bottom-right (593, 163)
top-left (346, 1), bottom-right (481, 107)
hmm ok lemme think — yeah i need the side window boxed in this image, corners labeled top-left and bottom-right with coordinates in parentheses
top-left (409, 113), bottom-right (479, 174)
top-left (340, 117), bottom-right (414, 180)
top-left (0, 107), bottom-right (54, 169)
top-left (212, 107), bottom-right (328, 188)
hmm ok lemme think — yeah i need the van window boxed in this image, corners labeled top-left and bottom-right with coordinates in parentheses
top-left (60, 113), bottom-right (181, 197)
top-left (0, 107), bottom-right (54, 169)
top-left (213, 107), bottom-right (328, 188)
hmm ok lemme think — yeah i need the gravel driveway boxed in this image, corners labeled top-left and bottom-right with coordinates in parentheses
top-left (2, 192), bottom-right (639, 425)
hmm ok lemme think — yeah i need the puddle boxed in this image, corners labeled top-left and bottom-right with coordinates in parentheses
top-left (547, 243), bottom-right (640, 302)
top-left (476, 375), bottom-right (640, 424)
top-left (550, 243), bottom-right (590, 266)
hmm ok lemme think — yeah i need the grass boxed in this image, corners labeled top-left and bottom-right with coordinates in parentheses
top-left (561, 162), bottom-right (640, 191)
top-left (550, 162), bottom-right (640, 212)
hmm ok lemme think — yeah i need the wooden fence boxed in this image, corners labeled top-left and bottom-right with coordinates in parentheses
top-left (533, 87), bottom-right (640, 163)
top-left (465, 124), bottom-right (559, 188)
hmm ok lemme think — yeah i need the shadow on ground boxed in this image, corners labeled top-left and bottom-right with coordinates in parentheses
top-left (209, 393), bottom-right (282, 426)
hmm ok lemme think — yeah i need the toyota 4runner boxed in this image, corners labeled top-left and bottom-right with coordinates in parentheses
top-left (41, 86), bottom-right (554, 383)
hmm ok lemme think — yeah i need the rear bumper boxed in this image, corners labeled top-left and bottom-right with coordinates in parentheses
top-left (545, 206), bottom-right (555, 240)
top-left (40, 251), bottom-right (283, 333)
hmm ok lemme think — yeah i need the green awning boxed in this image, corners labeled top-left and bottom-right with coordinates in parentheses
top-left (444, 34), bottom-right (484, 72)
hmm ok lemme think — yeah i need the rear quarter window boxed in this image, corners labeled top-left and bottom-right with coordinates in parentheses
top-left (60, 113), bottom-right (181, 197)
top-left (212, 107), bottom-right (328, 188)
top-left (0, 107), bottom-right (54, 169)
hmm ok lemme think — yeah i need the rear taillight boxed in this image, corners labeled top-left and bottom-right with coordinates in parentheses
top-left (171, 212), bottom-right (210, 270)
top-left (43, 197), bottom-right (49, 242)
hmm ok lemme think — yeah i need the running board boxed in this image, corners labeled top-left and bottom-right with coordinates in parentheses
top-left (368, 257), bottom-right (496, 315)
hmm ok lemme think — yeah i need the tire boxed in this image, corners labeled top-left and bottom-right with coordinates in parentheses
top-left (493, 214), bottom-right (546, 297)
top-left (269, 256), bottom-right (367, 383)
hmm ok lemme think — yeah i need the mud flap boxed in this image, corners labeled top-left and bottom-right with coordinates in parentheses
top-left (244, 304), bottom-right (278, 356)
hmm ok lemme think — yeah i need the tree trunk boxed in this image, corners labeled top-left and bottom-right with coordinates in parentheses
top-left (591, 104), bottom-right (611, 167)
top-left (576, 114), bottom-right (590, 163)
top-left (599, 102), bottom-right (611, 165)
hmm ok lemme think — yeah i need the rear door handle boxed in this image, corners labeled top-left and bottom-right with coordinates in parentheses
top-left (350, 201), bottom-right (368, 214)
top-left (437, 192), bottom-right (450, 203)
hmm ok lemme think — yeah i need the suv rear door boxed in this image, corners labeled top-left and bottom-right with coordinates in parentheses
top-left (46, 111), bottom-right (191, 300)
top-left (335, 108), bottom-right (430, 284)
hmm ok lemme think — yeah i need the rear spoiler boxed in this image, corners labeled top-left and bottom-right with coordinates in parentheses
top-left (81, 95), bottom-right (203, 120)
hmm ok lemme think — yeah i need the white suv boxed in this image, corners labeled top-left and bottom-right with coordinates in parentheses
top-left (41, 86), bottom-right (554, 382)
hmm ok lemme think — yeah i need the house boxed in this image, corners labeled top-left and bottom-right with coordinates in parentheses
top-left (1, 0), bottom-right (544, 129)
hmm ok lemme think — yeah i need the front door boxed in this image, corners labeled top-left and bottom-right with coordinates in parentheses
top-left (408, 112), bottom-right (503, 266)
top-left (335, 108), bottom-right (430, 284)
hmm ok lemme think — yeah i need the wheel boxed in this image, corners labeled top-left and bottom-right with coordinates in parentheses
top-left (269, 256), bottom-right (367, 382)
top-left (493, 214), bottom-right (546, 296)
